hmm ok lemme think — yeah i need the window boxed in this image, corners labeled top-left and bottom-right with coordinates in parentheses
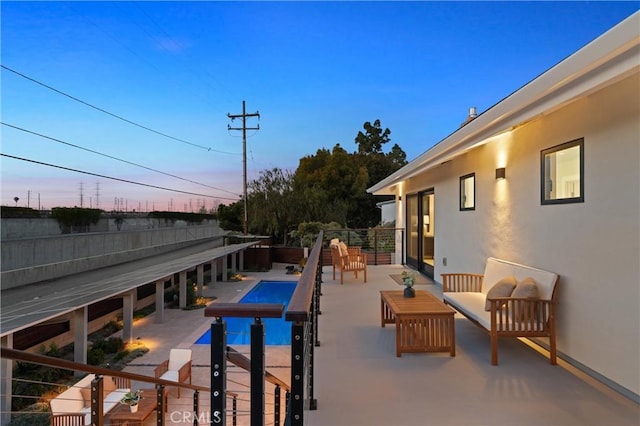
top-left (541, 138), bottom-right (584, 204)
top-left (460, 173), bottom-right (475, 210)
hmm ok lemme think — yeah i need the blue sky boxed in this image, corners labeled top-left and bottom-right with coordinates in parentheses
top-left (2, 1), bottom-right (638, 211)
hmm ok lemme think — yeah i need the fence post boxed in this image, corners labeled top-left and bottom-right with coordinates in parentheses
top-left (156, 385), bottom-right (165, 425)
top-left (251, 318), bottom-right (265, 426)
top-left (308, 301), bottom-right (317, 410)
top-left (193, 389), bottom-right (199, 426)
top-left (374, 230), bottom-right (379, 265)
top-left (211, 319), bottom-right (227, 426)
top-left (314, 264), bottom-right (321, 345)
top-left (274, 384), bottom-right (281, 426)
top-left (290, 322), bottom-right (304, 425)
top-left (90, 375), bottom-right (104, 426)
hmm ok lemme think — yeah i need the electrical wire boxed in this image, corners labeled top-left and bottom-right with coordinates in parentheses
top-left (2, 122), bottom-right (239, 197)
top-left (0, 64), bottom-right (240, 155)
top-left (61, 1), bottom-right (234, 123)
top-left (1, 153), bottom-right (239, 201)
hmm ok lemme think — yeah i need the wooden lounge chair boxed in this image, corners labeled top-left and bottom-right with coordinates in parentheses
top-left (154, 348), bottom-right (192, 398)
top-left (330, 241), bottom-right (367, 284)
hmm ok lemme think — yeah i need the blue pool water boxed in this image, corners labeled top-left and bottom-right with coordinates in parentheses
top-left (195, 280), bottom-right (297, 345)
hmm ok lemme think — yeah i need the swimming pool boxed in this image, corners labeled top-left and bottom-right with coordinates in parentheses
top-left (195, 280), bottom-right (297, 345)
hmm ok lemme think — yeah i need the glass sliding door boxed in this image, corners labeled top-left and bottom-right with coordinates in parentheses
top-left (405, 190), bottom-right (435, 277)
top-left (421, 191), bottom-right (435, 277)
top-left (406, 194), bottom-right (419, 268)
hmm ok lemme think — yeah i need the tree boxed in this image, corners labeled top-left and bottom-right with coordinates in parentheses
top-left (217, 202), bottom-right (243, 232)
top-left (248, 168), bottom-right (297, 244)
top-left (355, 119), bottom-right (391, 154)
top-left (294, 144), bottom-right (368, 226)
top-left (351, 119), bottom-right (408, 228)
top-left (244, 119), bottom-right (408, 239)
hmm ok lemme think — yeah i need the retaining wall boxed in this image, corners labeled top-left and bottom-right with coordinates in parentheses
top-left (1, 223), bottom-right (224, 290)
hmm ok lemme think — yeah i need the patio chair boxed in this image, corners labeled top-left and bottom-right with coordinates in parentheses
top-left (50, 414), bottom-right (85, 426)
top-left (330, 241), bottom-right (367, 284)
top-left (154, 348), bottom-right (192, 398)
top-left (329, 240), bottom-right (361, 277)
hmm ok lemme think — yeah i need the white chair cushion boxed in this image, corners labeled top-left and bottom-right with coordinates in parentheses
top-left (161, 370), bottom-right (179, 382)
top-left (168, 348), bottom-right (191, 371)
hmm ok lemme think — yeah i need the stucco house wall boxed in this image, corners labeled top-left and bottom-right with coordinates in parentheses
top-left (397, 72), bottom-right (639, 399)
top-left (376, 13), bottom-right (640, 400)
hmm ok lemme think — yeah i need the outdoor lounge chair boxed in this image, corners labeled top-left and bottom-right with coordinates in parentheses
top-left (154, 348), bottom-right (192, 398)
top-left (330, 241), bottom-right (367, 284)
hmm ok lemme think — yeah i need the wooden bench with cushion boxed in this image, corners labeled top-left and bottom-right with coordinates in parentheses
top-left (442, 257), bottom-right (559, 365)
top-left (49, 374), bottom-right (130, 425)
top-left (329, 239), bottom-right (367, 284)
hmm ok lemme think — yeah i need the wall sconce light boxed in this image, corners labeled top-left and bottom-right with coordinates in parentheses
top-left (495, 167), bottom-right (506, 180)
top-left (398, 196), bottom-right (402, 201)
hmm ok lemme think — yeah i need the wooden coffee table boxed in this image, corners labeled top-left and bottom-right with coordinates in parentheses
top-left (106, 389), bottom-right (158, 425)
top-left (380, 290), bottom-right (456, 357)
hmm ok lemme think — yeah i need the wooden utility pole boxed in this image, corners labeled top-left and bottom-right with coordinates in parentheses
top-left (228, 101), bottom-right (260, 235)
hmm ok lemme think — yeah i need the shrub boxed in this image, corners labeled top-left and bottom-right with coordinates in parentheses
top-left (114, 349), bottom-right (130, 362)
top-left (0, 206), bottom-right (41, 218)
top-left (8, 404), bottom-right (49, 426)
top-left (186, 280), bottom-right (197, 305)
top-left (102, 337), bottom-right (124, 354)
top-left (103, 321), bottom-right (122, 335)
top-left (164, 287), bottom-right (177, 303)
top-left (51, 207), bottom-right (102, 232)
top-left (87, 347), bottom-right (104, 365)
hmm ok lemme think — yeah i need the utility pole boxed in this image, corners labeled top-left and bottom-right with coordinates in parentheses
top-left (228, 100), bottom-right (260, 235)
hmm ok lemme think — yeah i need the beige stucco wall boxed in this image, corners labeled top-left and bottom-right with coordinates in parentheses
top-left (400, 73), bottom-right (639, 397)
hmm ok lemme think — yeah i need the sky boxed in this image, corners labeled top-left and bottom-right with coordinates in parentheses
top-left (1, 1), bottom-right (638, 212)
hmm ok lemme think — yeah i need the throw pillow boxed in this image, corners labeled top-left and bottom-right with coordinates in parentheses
top-left (512, 277), bottom-right (540, 321)
top-left (338, 242), bottom-right (349, 257)
top-left (512, 277), bottom-right (539, 299)
top-left (485, 276), bottom-right (517, 311)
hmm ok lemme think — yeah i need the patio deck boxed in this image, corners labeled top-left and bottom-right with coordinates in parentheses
top-left (123, 264), bottom-right (639, 425)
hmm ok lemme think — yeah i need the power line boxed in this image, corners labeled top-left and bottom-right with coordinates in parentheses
top-left (1, 64), bottom-right (240, 155)
top-left (2, 122), bottom-right (239, 196)
top-left (1, 153), bottom-right (239, 201)
top-left (62, 1), bottom-right (235, 125)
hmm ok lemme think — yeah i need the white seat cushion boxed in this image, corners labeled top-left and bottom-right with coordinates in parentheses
top-left (161, 370), bottom-right (179, 382)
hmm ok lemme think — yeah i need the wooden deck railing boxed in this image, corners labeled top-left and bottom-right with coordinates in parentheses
top-left (1, 344), bottom-right (294, 425)
top-left (205, 231), bottom-right (324, 426)
top-left (323, 227), bottom-right (404, 265)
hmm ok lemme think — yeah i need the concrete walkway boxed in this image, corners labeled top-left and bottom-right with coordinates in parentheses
top-left (121, 263), bottom-right (639, 426)
top-left (122, 264), bottom-right (296, 425)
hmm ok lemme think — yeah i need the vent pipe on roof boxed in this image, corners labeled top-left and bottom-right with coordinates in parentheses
top-left (460, 106), bottom-right (478, 127)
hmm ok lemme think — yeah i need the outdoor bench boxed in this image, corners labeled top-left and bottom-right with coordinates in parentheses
top-left (442, 257), bottom-right (559, 365)
top-left (49, 374), bottom-right (130, 425)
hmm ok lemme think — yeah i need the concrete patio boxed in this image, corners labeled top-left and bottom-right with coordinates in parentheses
top-left (122, 263), bottom-right (639, 425)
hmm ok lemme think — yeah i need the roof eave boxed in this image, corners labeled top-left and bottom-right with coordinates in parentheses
top-left (368, 11), bottom-right (640, 196)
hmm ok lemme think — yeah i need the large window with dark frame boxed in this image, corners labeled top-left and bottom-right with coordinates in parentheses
top-left (541, 138), bottom-right (584, 205)
top-left (460, 173), bottom-right (475, 210)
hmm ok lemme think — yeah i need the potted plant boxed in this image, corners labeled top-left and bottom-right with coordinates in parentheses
top-left (401, 270), bottom-right (416, 298)
top-left (120, 389), bottom-right (143, 413)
